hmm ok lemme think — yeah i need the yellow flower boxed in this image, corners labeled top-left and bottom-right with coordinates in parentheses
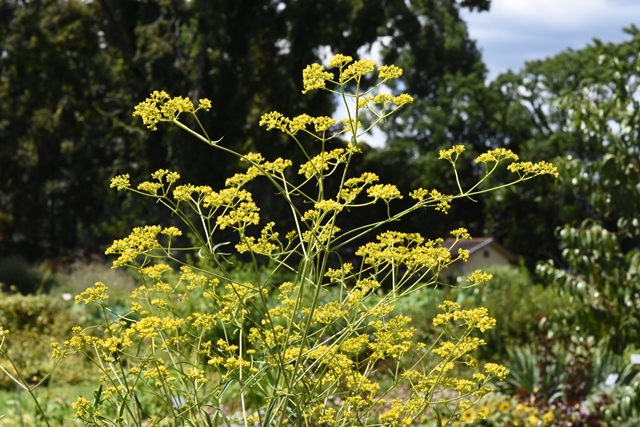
top-left (75, 282), bottom-right (109, 305)
top-left (259, 111), bottom-right (287, 131)
top-left (301, 63), bottom-right (334, 94)
top-left (132, 91), bottom-right (212, 130)
top-left (478, 406), bottom-right (490, 418)
top-left (110, 174), bottom-right (130, 191)
top-left (105, 225), bottom-right (164, 267)
top-left (526, 415), bottom-right (540, 427)
top-left (451, 228), bottom-right (472, 240)
top-left (378, 64), bottom-right (403, 80)
top-left (312, 116), bottom-right (336, 132)
top-left (314, 199), bottom-right (343, 212)
top-left (328, 54), bottom-right (353, 68)
top-left (467, 270), bottom-right (494, 286)
top-left (198, 98), bottom-right (212, 110)
top-left (498, 400), bottom-right (511, 412)
top-left (475, 148), bottom-right (519, 164)
top-left (461, 409), bottom-right (476, 423)
top-left (71, 396), bottom-right (91, 418)
top-left (366, 184), bottom-right (403, 202)
top-left (439, 144), bottom-right (466, 162)
top-left (508, 160), bottom-right (559, 178)
top-left (341, 59), bottom-right (376, 82)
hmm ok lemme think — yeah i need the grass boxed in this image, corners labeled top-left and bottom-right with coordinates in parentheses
top-left (0, 383), bottom-right (94, 426)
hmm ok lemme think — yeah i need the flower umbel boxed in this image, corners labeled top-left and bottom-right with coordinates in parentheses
top-left (132, 90), bottom-right (212, 130)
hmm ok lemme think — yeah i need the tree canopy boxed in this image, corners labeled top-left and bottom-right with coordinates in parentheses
top-left (0, 0), bottom-right (491, 259)
top-left (482, 26), bottom-right (640, 271)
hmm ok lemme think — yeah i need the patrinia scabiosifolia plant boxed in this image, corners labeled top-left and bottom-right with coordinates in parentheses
top-left (7, 55), bottom-right (557, 427)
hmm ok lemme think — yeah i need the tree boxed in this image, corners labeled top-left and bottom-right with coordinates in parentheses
top-left (532, 27), bottom-right (640, 352)
top-left (0, 0), bottom-right (495, 260)
top-left (481, 27), bottom-right (640, 270)
top-left (351, 0), bottom-right (497, 240)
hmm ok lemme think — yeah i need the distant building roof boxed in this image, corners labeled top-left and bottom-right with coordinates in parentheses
top-left (442, 237), bottom-right (516, 262)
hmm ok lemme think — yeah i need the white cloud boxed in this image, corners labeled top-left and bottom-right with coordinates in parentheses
top-left (495, 0), bottom-right (629, 29)
top-left (462, 0), bottom-right (640, 78)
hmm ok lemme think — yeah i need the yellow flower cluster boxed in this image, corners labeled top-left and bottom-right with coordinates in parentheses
top-left (409, 188), bottom-right (453, 212)
top-left (466, 270), bottom-right (494, 286)
top-left (474, 148), bottom-right (520, 164)
top-left (75, 281), bottom-right (109, 304)
top-left (378, 64), bottom-right (404, 80)
top-left (328, 53), bottom-right (353, 68)
top-left (227, 156), bottom-right (291, 188)
top-left (379, 397), bottom-right (423, 426)
top-left (127, 316), bottom-right (185, 339)
top-left (508, 160), bottom-right (559, 178)
top-left (132, 90), bottom-right (212, 130)
top-left (344, 278), bottom-right (380, 306)
top-left (450, 227), bottom-right (472, 240)
top-left (439, 144), bottom-right (466, 163)
top-left (151, 169), bottom-right (181, 183)
top-left (259, 111), bottom-right (336, 134)
top-left (172, 183), bottom-right (213, 203)
top-left (135, 169), bottom-right (182, 196)
top-left (370, 93), bottom-right (414, 107)
top-left (104, 225), bottom-right (165, 267)
top-left (356, 231), bottom-right (453, 271)
top-left (140, 263), bottom-right (172, 281)
top-left (110, 174), bottom-right (130, 191)
top-left (71, 396), bottom-right (91, 419)
top-left (366, 183), bottom-right (403, 202)
top-left (432, 301), bottom-right (497, 334)
top-left (339, 334), bottom-right (369, 355)
top-left (313, 301), bottom-right (349, 324)
top-left (235, 221), bottom-right (279, 255)
top-left (301, 54), bottom-right (406, 96)
top-left (339, 172), bottom-right (380, 203)
top-left (215, 198), bottom-right (260, 230)
top-left (368, 315), bottom-right (415, 360)
top-left (315, 199), bottom-right (343, 212)
top-left (301, 63), bottom-right (334, 94)
top-left (483, 363), bottom-right (510, 380)
top-left (432, 337), bottom-right (487, 360)
top-left (298, 147), bottom-right (355, 179)
top-left (187, 313), bottom-right (217, 330)
top-left (466, 394), bottom-right (554, 427)
top-left (340, 59), bottom-right (376, 82)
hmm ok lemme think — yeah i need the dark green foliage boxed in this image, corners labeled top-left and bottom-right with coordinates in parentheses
top-left (521, 27), bottom-right (640, 353)
top-left (369, 0), bottom-right (498, 238)
top-left (484, 26), bottom-right (640, 271)
top-left (602, 369), bottom-right (640, 426)
top-left (537, 222), bottom-right (640, 353)
top-left (0, 257), bottom-right (58, 295)
top-left (0, 0), bottom-right (493, 260)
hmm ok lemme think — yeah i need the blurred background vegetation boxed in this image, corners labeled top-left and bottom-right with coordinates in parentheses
top-left (2, 0), bottom-right (640, 425)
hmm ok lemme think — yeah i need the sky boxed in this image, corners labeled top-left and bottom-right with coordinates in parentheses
top-left (461, 0), bottom-right (640, 80)
top-left (345, 0), bottom-right (640, 147)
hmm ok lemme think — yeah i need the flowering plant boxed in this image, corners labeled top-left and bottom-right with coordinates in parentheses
top-left (2, 54), bottom-right (557, 427)
top-left (460, 393), bottom-right (554, 427)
